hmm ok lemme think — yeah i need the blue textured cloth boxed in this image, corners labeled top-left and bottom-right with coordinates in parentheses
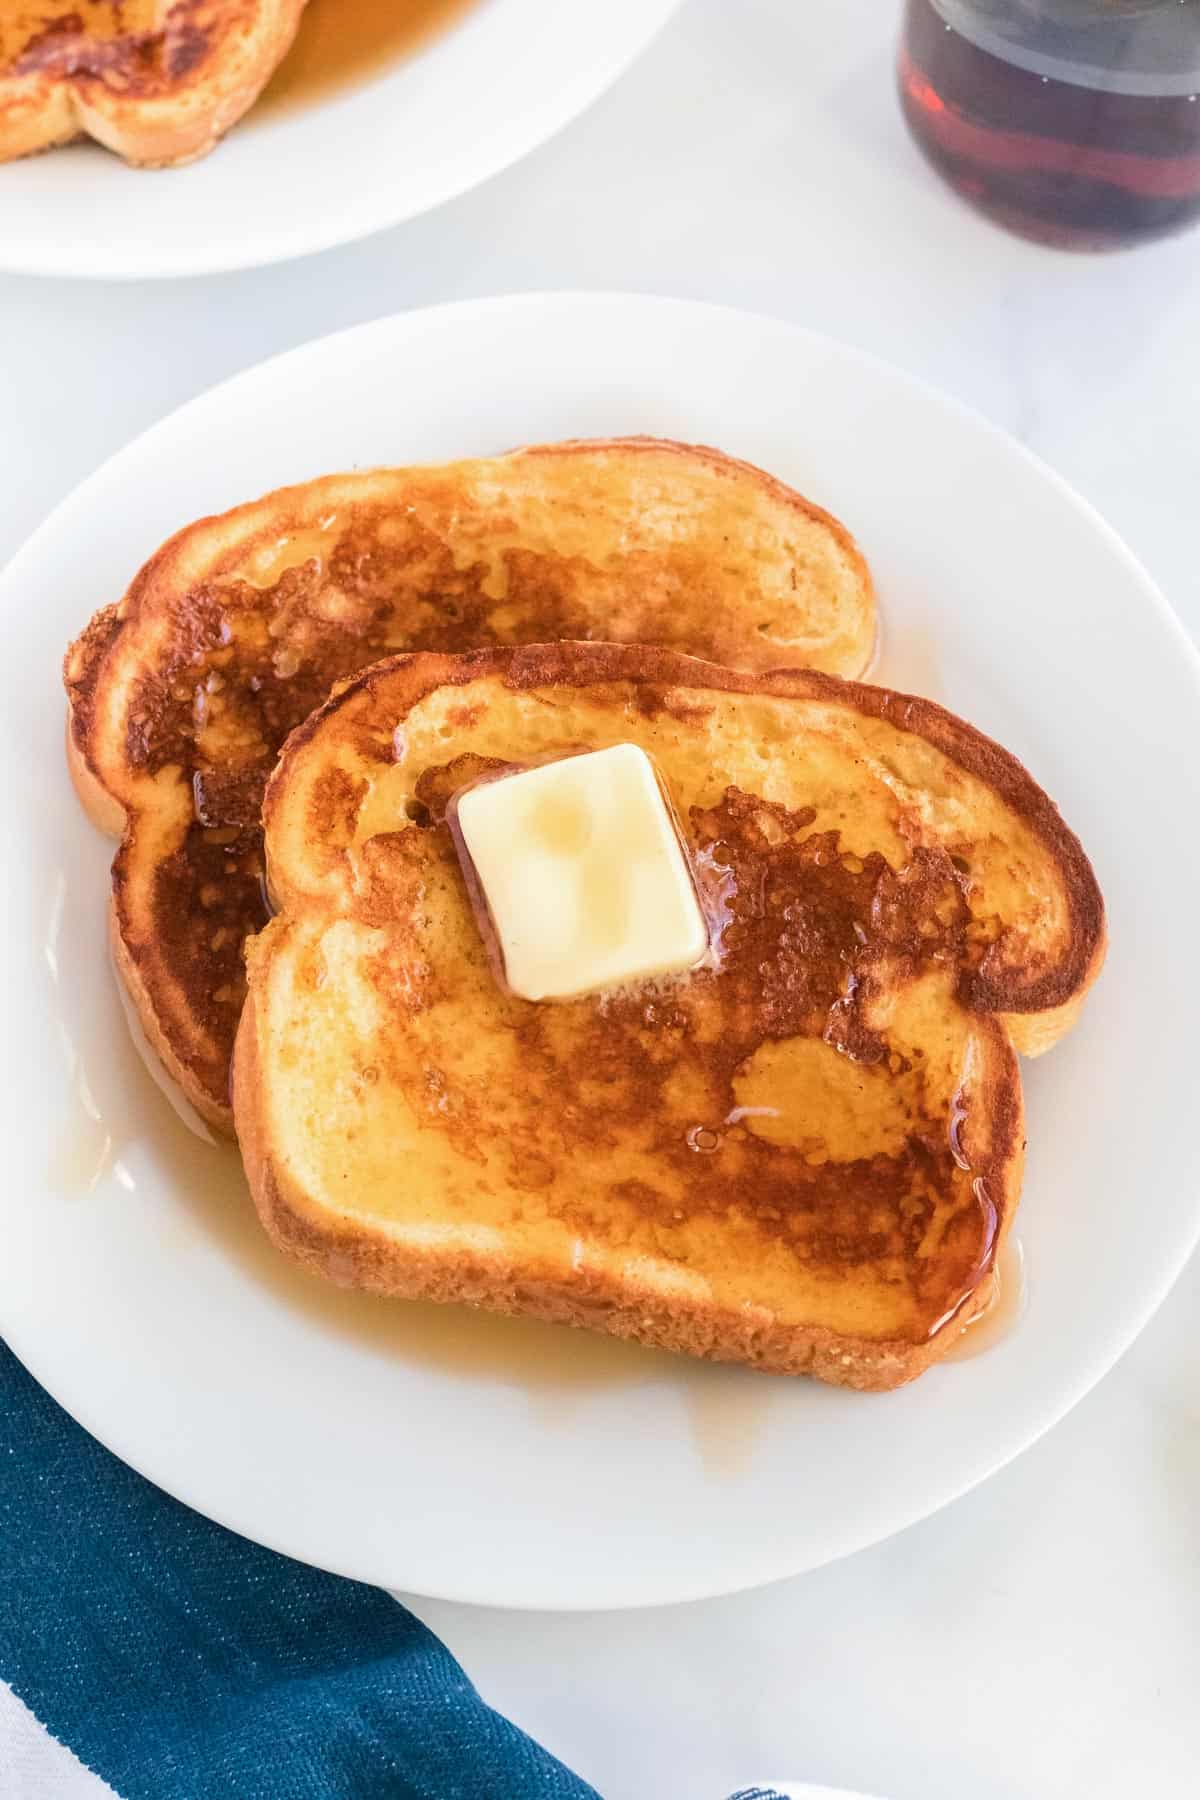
top-left (0, 1341), bottom-right (601, 1800)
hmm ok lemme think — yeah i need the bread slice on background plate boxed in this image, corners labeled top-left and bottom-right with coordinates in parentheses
top-left (234, 643), bottom-right (1105, 1390)
top-left (64, 437), bottom-right (876, 1130)
top-left (0, 1), bottom-right (307, 167)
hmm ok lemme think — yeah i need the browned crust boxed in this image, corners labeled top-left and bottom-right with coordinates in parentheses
top-left (64, 439), bottom-right (879, 1128)
top-left (275, 642), bottom-right (1107, 1025)
top-left (238, 642), bottom-right (1098, 1388)
top-left (63, 439), bottom-right (875, 762)
top-left (64, 603), bottom-right (126, 836)
top-left (109, 894), bottom-right (233, 1134)
top-left (233, 986), bottom-right (1026, 1391)
top-left (109, 823), bottom-right (247, 1133)
top-left (66, 703), bottom-right (125, 838)
top-left (515, 432), bottom-right (876, 657)
top-left (64, 606), bottom-right (234, 1125)
top-left (63, 440), bottom-right (875, 783)
top-left (0, 1), bottom-right (307, 168)
top-left (67, 606), bottom-right (238, 1128)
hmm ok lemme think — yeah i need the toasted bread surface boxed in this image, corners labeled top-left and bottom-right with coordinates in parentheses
top-left (65, 439), bottom-right (876, 1127)
top-left (233, 644), bottom-right (1105, 1389)
top-left (0, 1), bottom-right (306, 166)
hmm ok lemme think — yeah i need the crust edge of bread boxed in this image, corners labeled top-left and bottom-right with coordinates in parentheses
top-left (271, 642), bottom-right (1108, 1028)
top-left (233, 985), bottom-right (1026, 1391)
top-left (62, 443), bottom-right (881, 1129)
top-left (235, 642), bottom-right (1105, 1386)
top-left (0, 1), bottom-right (306, 169)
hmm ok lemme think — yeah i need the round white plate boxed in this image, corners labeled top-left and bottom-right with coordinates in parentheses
top-left (776, 1790), bottom-right (886, 1800)
top-left (0, 0), bottom-right (680, 279)
top-left (2, 293), bottom-right (1197, 1610)
top-left (738, 1789), bottom-right (886, 1800)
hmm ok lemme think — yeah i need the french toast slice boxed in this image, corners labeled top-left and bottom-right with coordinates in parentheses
top-left (232, 644), bottom-right (1105, 1389)
top-left (64, 438), bottom-right (876, 1130)
top-left (0, 2), bottom-right (306, 167)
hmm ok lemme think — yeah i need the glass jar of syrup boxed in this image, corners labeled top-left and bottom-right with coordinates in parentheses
top-left (898, 0), bottom-right (1200, 249)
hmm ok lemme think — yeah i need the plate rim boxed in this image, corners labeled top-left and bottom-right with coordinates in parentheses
top-left (4, 290), bottom-right (1199, 1610)
top-left (0, 0), bottom-right (684, 280)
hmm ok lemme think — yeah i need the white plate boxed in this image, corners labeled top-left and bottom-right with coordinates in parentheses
top-left (2, 293), bottom-right (1197, 1610)
top-left (773, 1790), bottom-right (887, 1800)
top-left (0, 1), bottom-right (680, 279)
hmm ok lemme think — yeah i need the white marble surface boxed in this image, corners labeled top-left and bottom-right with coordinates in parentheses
top-left (2, 1), bottom-right (1198, 1796)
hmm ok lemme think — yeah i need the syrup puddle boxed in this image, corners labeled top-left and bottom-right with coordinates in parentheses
top-left (685, 1364), bottom-right (777, 1478)
top-left (45, 871), bottom-right (776, 1475)
top-left (255, 0), bottom-right (477, 120)
top-left (943, 1237), bottom-right (1027, 1361)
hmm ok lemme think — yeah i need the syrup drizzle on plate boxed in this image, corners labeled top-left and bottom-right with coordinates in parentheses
top-left (943, 1236), bottom-right (1027, 1360)
top-left (256, 0), bottom-right (478, 119)
top-left (45, 868), bottom-right (776, 1476)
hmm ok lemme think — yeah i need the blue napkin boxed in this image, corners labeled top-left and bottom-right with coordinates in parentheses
top-left (0, 1340), bottom-right (601, 1800)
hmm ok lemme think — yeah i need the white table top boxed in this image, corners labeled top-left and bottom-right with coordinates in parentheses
top-left (3, 1), bottom-right (1198, 1796)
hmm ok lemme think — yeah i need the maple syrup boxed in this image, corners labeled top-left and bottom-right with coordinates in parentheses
top-left (943, 1235), bottom-right (1027, 1358)
top-left (48, 924), bottom-right (770, 1473)
top-left (899, 0), bottom-right (1200, 249)
top-left (257, 0), bottom-right (477, 118)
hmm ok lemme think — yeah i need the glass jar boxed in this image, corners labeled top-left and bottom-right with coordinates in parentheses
top-left (898, 0), bottom-right (1200, 249)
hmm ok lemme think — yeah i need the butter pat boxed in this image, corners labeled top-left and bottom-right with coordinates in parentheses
top-left (454, 744), bottom-right (708, 1001)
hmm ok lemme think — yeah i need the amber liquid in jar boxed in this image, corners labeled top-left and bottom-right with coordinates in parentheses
top-left (899, 0), bottom-right (1200, 248)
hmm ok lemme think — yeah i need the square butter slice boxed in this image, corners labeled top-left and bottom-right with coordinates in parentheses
top-left (453, 743), bottom-right (708, 1001)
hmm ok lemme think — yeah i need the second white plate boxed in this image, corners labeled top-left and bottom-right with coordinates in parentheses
top-left (0, 0), bottom-right (681, 278)
top-left (2, 293), bottom-right (1197, 1608)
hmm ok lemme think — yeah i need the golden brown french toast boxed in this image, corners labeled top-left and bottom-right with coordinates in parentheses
top-left (232, 644), bottom-right (1105, 1389)
top-left (0, 2), bottom-right (306, 166)
top-left (64, 438), bottom-right (876, 1130)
